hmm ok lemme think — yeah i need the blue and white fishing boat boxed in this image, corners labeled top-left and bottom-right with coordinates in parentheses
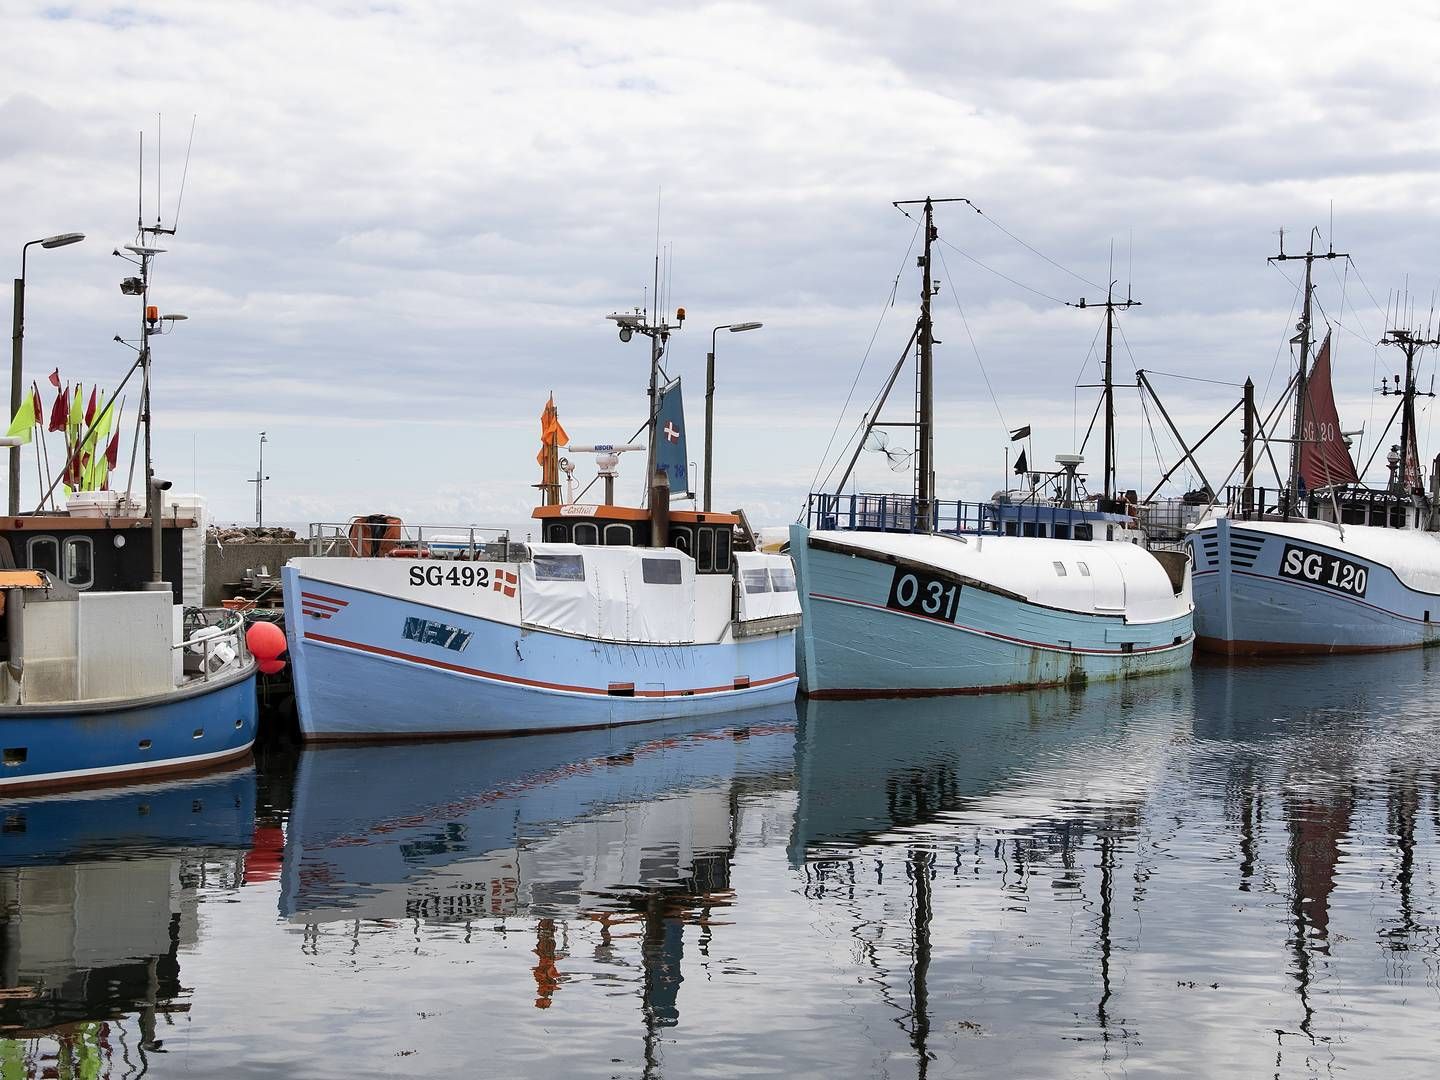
top-left (0, 203), bottom-right (257, 792)
top-left (791, 198), bottom-right (1192, 698)
top-left (283, 305), bottom-right (800, 740)
top-left (1190, 235), bottom-right (1440, 654)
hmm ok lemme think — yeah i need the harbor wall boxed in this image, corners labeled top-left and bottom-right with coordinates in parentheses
top-left (205, 542), bottom-right (307, 606)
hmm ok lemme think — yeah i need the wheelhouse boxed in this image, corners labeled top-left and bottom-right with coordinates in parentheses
top-left (1308, 486), bottom-right (1420, 529)
top-left (0, 514), bottom-right (195, 602)
top-left (531, 505), bottom-right (739, 574)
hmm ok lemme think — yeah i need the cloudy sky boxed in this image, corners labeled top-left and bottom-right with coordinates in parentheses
top-left (4, 0), bottom-right (1439, 530)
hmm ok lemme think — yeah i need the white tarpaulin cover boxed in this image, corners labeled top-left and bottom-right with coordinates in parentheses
top-left (735, 552), bottom-right (803, 622)
top-left (520, 543), bottom-right (696, 643)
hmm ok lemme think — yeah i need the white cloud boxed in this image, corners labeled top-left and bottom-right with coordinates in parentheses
top-left (4, 0), bottom-right (1440, 525)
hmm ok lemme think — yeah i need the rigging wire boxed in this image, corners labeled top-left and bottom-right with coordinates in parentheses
top-left (933, 235), bottom-right (1072, 307)
top-left (963, 203), bottom-right (1105, 291)
top-left (1260, 263), bottom-right (1305, 413)
top-left (936, 249), bottom-right (1010, 436)
top-left (803, 223), bottom-right (922, 504)
top-left (1070, 317), bottom-right (1105, 450)
top-left (1115, 318), bottom-right (1188, 472)
top-left (1136, 370), bottom-right (1244, 388)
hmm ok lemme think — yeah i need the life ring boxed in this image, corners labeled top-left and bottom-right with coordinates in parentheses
top-left (387, 547), bottom-right (422, 558)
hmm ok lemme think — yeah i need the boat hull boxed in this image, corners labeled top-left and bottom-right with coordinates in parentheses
top-left (1191, 517), bottom-right (1440, 656)
top-left (0, 663), bottom-right (258, 794)
top-left (282, 566), bottom-right (798, 740)
top-left (791, 526), bottom-right (1193, 698)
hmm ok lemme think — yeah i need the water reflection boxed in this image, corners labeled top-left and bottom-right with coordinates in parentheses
top-left (281, 705), bottom-right (797, 1067)
top-left (0, 768), bottom-right (255, 1076)
top-left (4, 653), bottom-right (1440, 1076)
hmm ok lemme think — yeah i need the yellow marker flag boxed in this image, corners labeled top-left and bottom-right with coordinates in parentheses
top-left (5, 389), bottom-right (37, 444)
top-left (67, 383), bottom-right (83, 440)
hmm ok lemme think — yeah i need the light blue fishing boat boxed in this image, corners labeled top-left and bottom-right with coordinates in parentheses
top-left (1190, 235), bottom-right (1440, 655)
top-left (792, 197), bottom-right (1192, 698)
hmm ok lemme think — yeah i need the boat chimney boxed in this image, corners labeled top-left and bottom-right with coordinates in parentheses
top-left (649, 468), bottom-right (670, 548)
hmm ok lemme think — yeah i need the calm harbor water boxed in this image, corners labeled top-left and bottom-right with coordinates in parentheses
top-left (5, 654), bottom-right (1440, 1078)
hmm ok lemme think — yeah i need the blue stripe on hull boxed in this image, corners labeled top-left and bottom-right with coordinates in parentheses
top-left (0, 670), bottom-right (258, 792)
top-left (1191, 521), bottom-right (1440, 654)
top-left (792, 527), bottom-right (1192, 696)
top-left (283, 568), bottom-right (798, 740)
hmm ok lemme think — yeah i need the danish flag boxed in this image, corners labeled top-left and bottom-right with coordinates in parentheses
top-left (493, 569), bottom-right (518, 598)
top-left (663, 422), bottom-right (681, 442)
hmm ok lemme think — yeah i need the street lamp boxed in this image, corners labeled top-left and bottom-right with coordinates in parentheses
top-left (11, 232), bottom-right (85, 514)
top-left (705, 321), bottom-right (763, 512)
top-left (248, 432), bottom-right (270, 527)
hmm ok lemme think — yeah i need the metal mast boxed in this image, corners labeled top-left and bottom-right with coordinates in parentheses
top-left (1380, 327), bottom-right (1439, 496)
top-left (916, 197), bottom-right (936, 531)
top-left (1270, 230), bottom-right (1345, 517)
top-left (891, 196), bottom-right (969, 532)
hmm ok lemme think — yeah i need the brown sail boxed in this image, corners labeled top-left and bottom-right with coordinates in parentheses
top-left (1299, 334), bottom-right (1359, 489)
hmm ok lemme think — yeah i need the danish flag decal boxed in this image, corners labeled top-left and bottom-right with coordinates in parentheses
top-left (493, 569), bottom-right (518, 598)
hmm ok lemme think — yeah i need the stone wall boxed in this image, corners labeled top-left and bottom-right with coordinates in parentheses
top-left (205, 542), bottom-right (309, 606)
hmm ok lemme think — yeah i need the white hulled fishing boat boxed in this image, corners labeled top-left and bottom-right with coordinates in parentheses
top-left (1190, 234), bottom-right (1440, 654)
top-left (791, 197), bottom-right (1192, 698)
top-left (283, 304), bottom-right (800, 739)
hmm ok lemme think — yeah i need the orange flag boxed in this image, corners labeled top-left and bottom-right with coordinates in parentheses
top-left (537, 394), bottom-right (568, 465)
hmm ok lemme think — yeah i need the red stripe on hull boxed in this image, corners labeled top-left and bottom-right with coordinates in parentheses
top-left (301, 591), bottom-right (350, 608)
top-left (1195, 635), bottom-right (1428, 657)
top-left (811, 591), bottom-right (1189, 656)
top-left (303, 631), bottom-right (795, 698)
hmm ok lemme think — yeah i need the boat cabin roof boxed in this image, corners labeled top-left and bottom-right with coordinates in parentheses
top-left (532, 504), bottom-right (740, 526)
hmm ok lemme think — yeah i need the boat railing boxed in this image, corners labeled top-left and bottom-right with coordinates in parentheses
top-left (806, 492), bottom-right (1077, 535)
top-left (307, 522), bottom-right (517, 560)
top-left (176, 608), bottom-right (250, 683)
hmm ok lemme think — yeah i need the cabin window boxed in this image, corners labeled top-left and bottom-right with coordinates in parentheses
top-left (544, 523), bottom-right (569, 543)
top-left (1074, 524), bottom-right (1093, 541)
top-left (715, 527), bottom-right (732, 572)
top-left (1106, 525), bottom-right (1114, 541)
top-left (1052, 561), bottom-right (1067, 577)
top-left (670, 526), bottom-right (694, 555)
top-left (1077, 561), bottom-right (1091, 577)
top-left (1004, 522), bottom-right (1018, 537)
top-left (769, 565), bottom-right (797, 592)
top-left (1392, 505), bottom-right (1409, 528)
top-left (742, 568), bottom-right (770, 593)
top-left (1342, 506), bottom-right (1366, 525)
top-left (533, 554), bottom-right (585, 581)
top-left (1054, 523), bottom-right (1070, 539)
top-left (641, 558), bottom-right (682, 585)
top-left (603, 523), bottom-right (634, 546)
top-left (64, 538), bottom-right (94, 588)
top-left (1022, 522), bottom-right (1038, 538)
top-left (26, 537), bottom-right (58, 577)
top-left (572, 522), bottom-right (598, 546)
top-left (697, 528), bottom-right (715, 573)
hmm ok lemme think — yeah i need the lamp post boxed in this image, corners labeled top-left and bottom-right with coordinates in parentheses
top-left (248, 432), bottom-right (270, 527)
top-left (705, 321), bottom-right (762, 512)
top-left (11, 232), bottom-right (85, 514)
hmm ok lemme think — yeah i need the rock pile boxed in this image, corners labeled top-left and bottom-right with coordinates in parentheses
top-left (208, 526), bottom-right (301, 545)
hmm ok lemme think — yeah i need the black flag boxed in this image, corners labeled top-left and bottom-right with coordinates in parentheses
top-left (1013, 449), bottom-right (1028, 475)
top-left (1009, 425), bottom-right (1030, 441)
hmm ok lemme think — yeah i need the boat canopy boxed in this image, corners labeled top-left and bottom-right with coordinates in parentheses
top-left (519, 543), bottom-right (696, 644)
